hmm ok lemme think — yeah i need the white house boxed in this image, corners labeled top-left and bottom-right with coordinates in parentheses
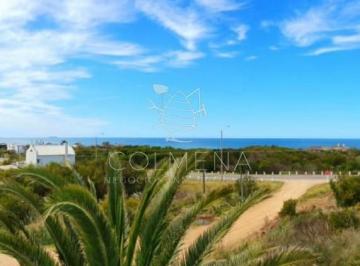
top-left (7, 144), bottom-right (27, 154)
top-left (26, 143), bottom-right (75, 166)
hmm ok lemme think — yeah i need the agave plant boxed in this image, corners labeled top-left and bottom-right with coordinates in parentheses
top-left (0, 155), bottom-right (312, 266)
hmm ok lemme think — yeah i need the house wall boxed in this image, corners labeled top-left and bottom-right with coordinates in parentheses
top-left (25, 148), bottom-right (37, 165)
top-left (26, 149), bottom-right (76, 166)
top-left (8, 144), bottom-right (26, 154)
top-left (36, 155), bottom-right (75, 166)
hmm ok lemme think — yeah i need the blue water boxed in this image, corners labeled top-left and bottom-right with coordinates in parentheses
top-left (1, 137), bottom-right (360, 149)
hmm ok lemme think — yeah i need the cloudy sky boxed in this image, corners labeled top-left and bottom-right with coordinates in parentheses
top-left (1, 0), bottom-right (360, 138)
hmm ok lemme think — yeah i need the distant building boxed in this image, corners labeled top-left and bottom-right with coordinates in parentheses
top-left (308, 144), bottom-right (349, 152)
top-left (25, 143), bottom-right (75, 166)
top-left (7, 144), bottom-right (27, 154)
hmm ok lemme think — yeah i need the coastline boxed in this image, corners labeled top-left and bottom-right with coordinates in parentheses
top-left (1, 137), bottom-right (360, 149)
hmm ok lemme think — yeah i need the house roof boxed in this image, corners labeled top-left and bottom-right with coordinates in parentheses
top-left (30, 145), bottom-right (75, 156)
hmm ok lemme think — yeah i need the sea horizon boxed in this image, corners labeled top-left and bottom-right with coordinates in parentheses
top-left (2, 137), bottom-right (360, 150)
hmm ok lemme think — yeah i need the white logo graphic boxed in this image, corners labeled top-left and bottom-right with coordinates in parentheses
top-left (150, 84), bottom-right (207, 142)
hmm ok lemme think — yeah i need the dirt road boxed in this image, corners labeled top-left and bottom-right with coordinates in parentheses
top-left (182, 180), bottom-right (325, 252)
top-left (0, 254), bottom-right (18, 266)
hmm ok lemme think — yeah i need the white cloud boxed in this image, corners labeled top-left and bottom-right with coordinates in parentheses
top-left (260, 20), bottom-right (276, 29)
top-left (167, 50), bottom-right (204, 67)
top-left (279, 0), bottom-right (360, 55)
top-left (280, 5), bottom-right (333, 47)
top-left (0, 0), bottom-right (247, 136)
top-left (214, 50), bottom-right (239, 58)
top-left (114, 55), bottom-right (164, 72)
top-left (114, 50), bottom-right (204, 71)
top-left (195, 0), bottom-right (243, 12)
top-left (0, 0), bottom-right (142, 136)
top-left (49, 0), bottom-right (135, 28)
top-left (84, 39), bottom-right (144, 56)
top-left (269, 45), bottom-right (279, 51)
top-left (135, 0), bottom-right (210, 50)
top-left (245, 55), bottom-right (258, 61)
top-left (333, 33), bottom-right (360, 45)
top-left (233, 24), bottom-right (249, 41)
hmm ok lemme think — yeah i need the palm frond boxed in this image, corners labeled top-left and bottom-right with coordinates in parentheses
top-left (106, 162), bottom-right (127, 263)
top-left (17, 169), bottom-right (68, 190)
top-left (204, 243), bottom-right (266, 266)
top-left (0, 207), bottom-right (30, 238)
top-left (0, 230), bottom-right (57, 266)
top-left (155, 186), bottom-right (234, 266)
top-left (204, 245), bottom-right (316, 266)
top-left (0, 179), bottom-right (43, 213)
top-left (253, 246), bottom-right (316, 266)
top-left (46, 216), bottom-right (85, 266)
top-left (45, 184), bottom-right (119, 266)
top-left (181, 190), bottom-right (268, 266)
top-left (124, 177), bottom-right (159, 266)
top-left (136, 154), bottom-right (196, 266)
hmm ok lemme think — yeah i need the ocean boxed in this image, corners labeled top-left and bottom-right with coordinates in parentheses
top-left (1, 137), bottom-right (360, 149)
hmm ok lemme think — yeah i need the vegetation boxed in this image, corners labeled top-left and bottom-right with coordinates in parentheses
top-left (330, 175), bottom-right (360, 207)
top-left (0, 150), bottom-right (19, 165)
top-left (235, 175), bottom-right (258, 201)
top-left (75, 145), bottom-right (360, 175)
top-left (329, 208), bottom-right (360, 230)
top-left (0, 155), bottom-right (308, 266)
top-left (2, 144), bottom-right (358, 265)
top-left (299, 183), bottom-right (331, 203)
top-left (229, 179), bottom-right (360, 266)
top-left (205, 244), bottom-right (315, 266)
top-left (279, 199), bottom-right (297, 217)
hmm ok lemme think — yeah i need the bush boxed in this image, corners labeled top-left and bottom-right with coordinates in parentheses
top-left (329, 208), bottom-right (360, 230)
top-left (235, 175), bottom-right (258, 200)
top-left (279, 199), bottom-right (297, 217)
top-left (330, 176), bottom-right (360, 207)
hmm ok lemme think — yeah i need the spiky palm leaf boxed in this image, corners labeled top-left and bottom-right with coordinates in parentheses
top-left (0, 154), bottom-right (278, 266)
top-left (154, 186), bottom-right (234, 266)
top-left (181, 190), bottom-right (268, 266)
top-left (0, 230), bottom-right (57, 266)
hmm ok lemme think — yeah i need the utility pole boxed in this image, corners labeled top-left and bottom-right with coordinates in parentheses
top-left (95, 136), bottom-right (98, 161)
top-left (220, 129), bottom-right (223, 181)
top-left (240, 166), bottom-right (244, 202)
top-left (95, 132), bottom-right (104, 161)
top-left (202, 170), bottom-right (206, 194)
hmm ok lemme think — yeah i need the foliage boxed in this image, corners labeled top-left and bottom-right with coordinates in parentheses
top-left (330, 176), bottom-right (360, 207)
top-left (0, 155), bottom-right (274, 266)
top-left (318, 229), bottom-right (360, 265)
top-left (279, 199), bottom-right (297, 217)
top-left (205, 243), bottom-right (315, 266)
top-left (74, 144), bottom-right (360, 176)
top-left (299, 183), bottom-right (331, 202)
top-left (329, 208), bottom-right (360, 230)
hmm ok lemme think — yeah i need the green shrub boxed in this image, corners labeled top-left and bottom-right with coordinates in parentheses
top-left (329, 208), bottom-right (360, 230)
top-left (330, 176), bottom-right (360, 207)
top-left (279, 199), bottom-right (297, 217)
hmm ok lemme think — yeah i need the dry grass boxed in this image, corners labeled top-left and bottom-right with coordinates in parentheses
top-left (298, 183), bottom-right (337, 212)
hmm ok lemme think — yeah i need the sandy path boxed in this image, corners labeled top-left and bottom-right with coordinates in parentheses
top-left (0, 254), bottom-right (18, 266)
top-left (182, 180), bottom-right (325, 252)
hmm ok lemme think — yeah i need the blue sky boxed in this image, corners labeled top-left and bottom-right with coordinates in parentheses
top-left (1, 0), bottom-right (360, 138)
